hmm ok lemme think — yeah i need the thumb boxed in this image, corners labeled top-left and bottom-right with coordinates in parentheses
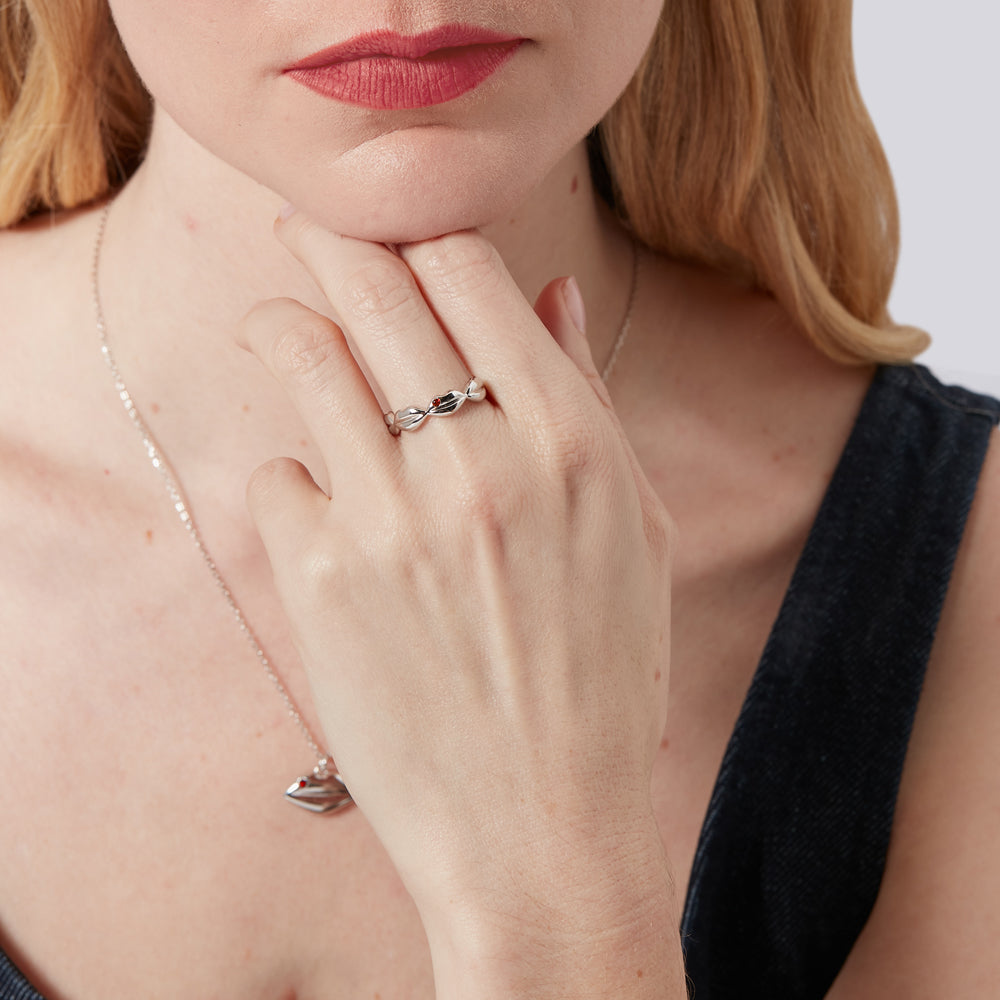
top-left (534, 277), bottom-right (605, 391)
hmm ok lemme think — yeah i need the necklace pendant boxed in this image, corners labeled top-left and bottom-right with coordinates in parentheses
top-left (285, 760), bottom-right (353, 814)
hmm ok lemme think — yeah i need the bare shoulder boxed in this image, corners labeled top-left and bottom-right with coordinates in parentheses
top-left (830, 428), bottom-right (1000, 996)
top-left (0, 205), bottom-right (115, 600)
top-left (0, 207), bottom-right (106, 429)
top-left (0, 206), bottom-right (100, 348)
top-left (0, 207), bottom-right (90, 290)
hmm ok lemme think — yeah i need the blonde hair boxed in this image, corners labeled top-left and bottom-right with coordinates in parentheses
top-left (1, 0), bottom-right (927, 363)
top-left (599, 2), bottom-right (927, 362)
top-left (0, 0), bottom-right (148, 226)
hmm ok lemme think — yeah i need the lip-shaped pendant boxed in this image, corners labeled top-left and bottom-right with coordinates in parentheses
top-left (285, 770), bottom-right (353, 814)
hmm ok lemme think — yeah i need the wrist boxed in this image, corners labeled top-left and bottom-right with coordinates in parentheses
top-left (416, 815), bottom-right (687, 1000)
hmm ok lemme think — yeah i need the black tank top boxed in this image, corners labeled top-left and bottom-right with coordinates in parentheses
top-left (3, 364), bottom-right (998, 999)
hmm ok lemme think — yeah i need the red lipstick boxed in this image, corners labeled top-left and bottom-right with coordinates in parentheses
top-left (284, 25), bottom-right (524, 110)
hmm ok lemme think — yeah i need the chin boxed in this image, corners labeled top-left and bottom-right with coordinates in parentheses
top-left (295, 187), bottom-right (516, 245)
top-left (260, 125), bottom-right (554, 244)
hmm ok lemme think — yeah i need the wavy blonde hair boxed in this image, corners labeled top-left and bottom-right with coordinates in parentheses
top-left (0, 0), bottom-right (926, 363)
top-left (0, 0), bottom-right (148, 225)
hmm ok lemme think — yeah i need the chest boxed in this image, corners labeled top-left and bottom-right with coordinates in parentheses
top-left (0, 452), bottom-right (801, 1000)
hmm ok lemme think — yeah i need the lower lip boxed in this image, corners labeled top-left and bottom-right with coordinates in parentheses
top-left (285, 40), bottom-right (524, 110)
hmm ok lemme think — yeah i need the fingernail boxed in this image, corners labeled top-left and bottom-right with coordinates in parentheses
top-left (277, 202), bottom-right (297, 222)
top-left (562, 276), bottom-right (587, 333)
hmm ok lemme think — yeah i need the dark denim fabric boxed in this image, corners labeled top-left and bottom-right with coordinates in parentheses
top-left (2, 365), bottom-right (997, 1000)
top-left (0, 953), bottom-right (40, 1000)
top-left (681, 364), bottom-right (1000, 997)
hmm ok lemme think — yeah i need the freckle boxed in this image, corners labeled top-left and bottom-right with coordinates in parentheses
top-left (183, 213), bottom-right (199, 234)
top-left (299, 439), bottom-right (308, 448)
top-left (103, 468), bottom-right (111, 476)
top-left (242, 403), bottom-right (250, 413)
top-left (637, 969), bottom-right (644, 978)
top-left (151, 402), bottom-right (161, 414)
top-left (660, 736), bottom-right (670, 750)
top-left (145, 529), bottom-right (154, 543)
top-left (654, 668), bottom-right (662, 682)
top-left (570, 175), bottom-right (579, 194)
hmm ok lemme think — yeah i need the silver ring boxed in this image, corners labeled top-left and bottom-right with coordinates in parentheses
top-left (384, 377), bottom-right (487, 435)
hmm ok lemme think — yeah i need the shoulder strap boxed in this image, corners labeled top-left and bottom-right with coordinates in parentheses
top-left (680, 365), bottom-right (1000, 999)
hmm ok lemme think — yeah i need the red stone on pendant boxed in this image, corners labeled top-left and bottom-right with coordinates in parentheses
top-left (432, 398), bottom-right (442, 407)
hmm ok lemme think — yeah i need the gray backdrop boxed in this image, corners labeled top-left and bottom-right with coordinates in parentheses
top-left (854, 3), bottom-right (999, 395)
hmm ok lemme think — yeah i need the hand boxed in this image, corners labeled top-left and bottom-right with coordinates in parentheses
top-left (239, 212), bottom-right (681, 996)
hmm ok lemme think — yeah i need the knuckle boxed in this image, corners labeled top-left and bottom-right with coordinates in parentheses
top-left (449, 471), bottom-right (510, 527)
top-left (296, 539), bottom-right (351, 610)
top-left (297, 537), bottom-right (339, 589)
top-left (417, 444), bottom-right (515, 534)
top-left (367, 516), bottom-right (432, 575)
top-left (411, 232), bottom-right (506, 301)
top-left (337, 257), bottom-right (421, 332)
top-left (538, 413), bottom-right (610, 480)
top-left (268, 316), bottom-right (343, 386)
top-left (437, 426), bottom-right (521, 528)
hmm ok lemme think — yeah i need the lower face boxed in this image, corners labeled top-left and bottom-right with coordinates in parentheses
top-left (107, 0), bottom-right (665, 242)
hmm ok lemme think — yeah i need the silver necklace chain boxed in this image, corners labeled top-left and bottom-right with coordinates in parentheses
top-left (91, 203), bottom-right (638, 813)
top-left (92, 204), bottom-right (353, 814)
top-left (601, 236), bottom-right (640, 384)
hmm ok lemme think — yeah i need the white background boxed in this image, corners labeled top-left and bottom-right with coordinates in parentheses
top-left (853, 4), bottom-right (1000, 397)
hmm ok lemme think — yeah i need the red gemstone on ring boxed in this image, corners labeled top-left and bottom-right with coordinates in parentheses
top-left (298, 779), bottom-right (308, 788)
top-left (432, 398), bottom-right (442, 407)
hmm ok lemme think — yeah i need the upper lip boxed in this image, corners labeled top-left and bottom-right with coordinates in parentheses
top-left (285, 25), bottom-right (523, 70)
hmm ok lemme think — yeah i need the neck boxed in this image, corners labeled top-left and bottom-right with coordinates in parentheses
top-left (97, 108), bottom-right (635, 484)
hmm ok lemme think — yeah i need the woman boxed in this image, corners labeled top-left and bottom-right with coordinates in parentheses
top-left (1, 1), bottom-right (998, 997)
